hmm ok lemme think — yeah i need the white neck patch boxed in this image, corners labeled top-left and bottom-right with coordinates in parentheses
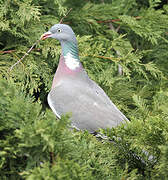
top-left (64, 52), bottom-right (80, 70)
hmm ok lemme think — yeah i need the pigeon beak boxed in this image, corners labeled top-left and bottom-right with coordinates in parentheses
top-left (40, 31), bottom-right (52, 40)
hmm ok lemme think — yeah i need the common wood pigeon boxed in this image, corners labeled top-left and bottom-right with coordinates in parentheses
top-left (41, 24), bottom-right (129, 133)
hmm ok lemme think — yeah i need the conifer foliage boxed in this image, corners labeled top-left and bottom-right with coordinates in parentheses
top-left (0, 0), bottom-right (168, 179)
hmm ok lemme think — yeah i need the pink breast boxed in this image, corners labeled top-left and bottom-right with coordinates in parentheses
top-left (51, 55), bottom-right (82, 89)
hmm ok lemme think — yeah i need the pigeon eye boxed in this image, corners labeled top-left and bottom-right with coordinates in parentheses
top-left (57, 29), bottom-right (62, 33)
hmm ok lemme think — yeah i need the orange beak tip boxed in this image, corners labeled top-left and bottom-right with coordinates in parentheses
top-left (40, 33), bottom-right (52, 40)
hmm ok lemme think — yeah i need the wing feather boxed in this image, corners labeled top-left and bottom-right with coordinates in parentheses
top-left (48, 77), bottom-right (128, 132)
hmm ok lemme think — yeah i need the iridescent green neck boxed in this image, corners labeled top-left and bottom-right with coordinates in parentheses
top-left (61, 41), bottom-right (79, 60)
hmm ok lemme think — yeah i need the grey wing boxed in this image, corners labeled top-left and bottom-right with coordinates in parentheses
top-left (48, 78), bottom-right (128, 133)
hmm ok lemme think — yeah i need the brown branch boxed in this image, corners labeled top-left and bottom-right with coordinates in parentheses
top-left (82, 54), bottom-right (121, 61)
top-left (59, 8), bottom-right (72, 24)
top-left (93, 55), bottom-right (120, 61)
top-left (0, 50), bottom-right (16, 54)
top-left (0, 48), bottom-right (40, 54)
top-left (50, 152), bottom-right (55, 165)
top-left (97, 19), bottom-right (121, 24)
top-left (96, 16), bottom-right (141, 24)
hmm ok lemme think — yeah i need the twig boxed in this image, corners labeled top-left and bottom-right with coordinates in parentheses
top-left (93, 55), bottom-right (120, 61)
top-left (82, 54), bottom-right (121, 61)
top-left (0, 50), bottom-right (16, 54)
top-left (59, 8), bottom-right (72, 24)
top-left (9, 39), bottom-right (40, 72)
top-left (50, 152), bottom-right (55, 165)
top-left (109, 22), bottom-right (123, 75)
top-left (0, 48), bottom-right (40, 54)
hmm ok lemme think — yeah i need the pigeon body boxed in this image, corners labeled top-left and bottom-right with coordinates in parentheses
top-left (41, 24), bottom-right (128, 133)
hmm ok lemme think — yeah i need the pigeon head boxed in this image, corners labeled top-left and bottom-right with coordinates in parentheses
top-left (41, 24), bottom-right (80, 67)
top-left (41, 24), bottom-right (81, 71)
top-left (41, 24), bottom-right (77, 44)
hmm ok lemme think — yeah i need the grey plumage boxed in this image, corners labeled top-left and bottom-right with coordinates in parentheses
top-left (48, 69), bottom-right (128, 132)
